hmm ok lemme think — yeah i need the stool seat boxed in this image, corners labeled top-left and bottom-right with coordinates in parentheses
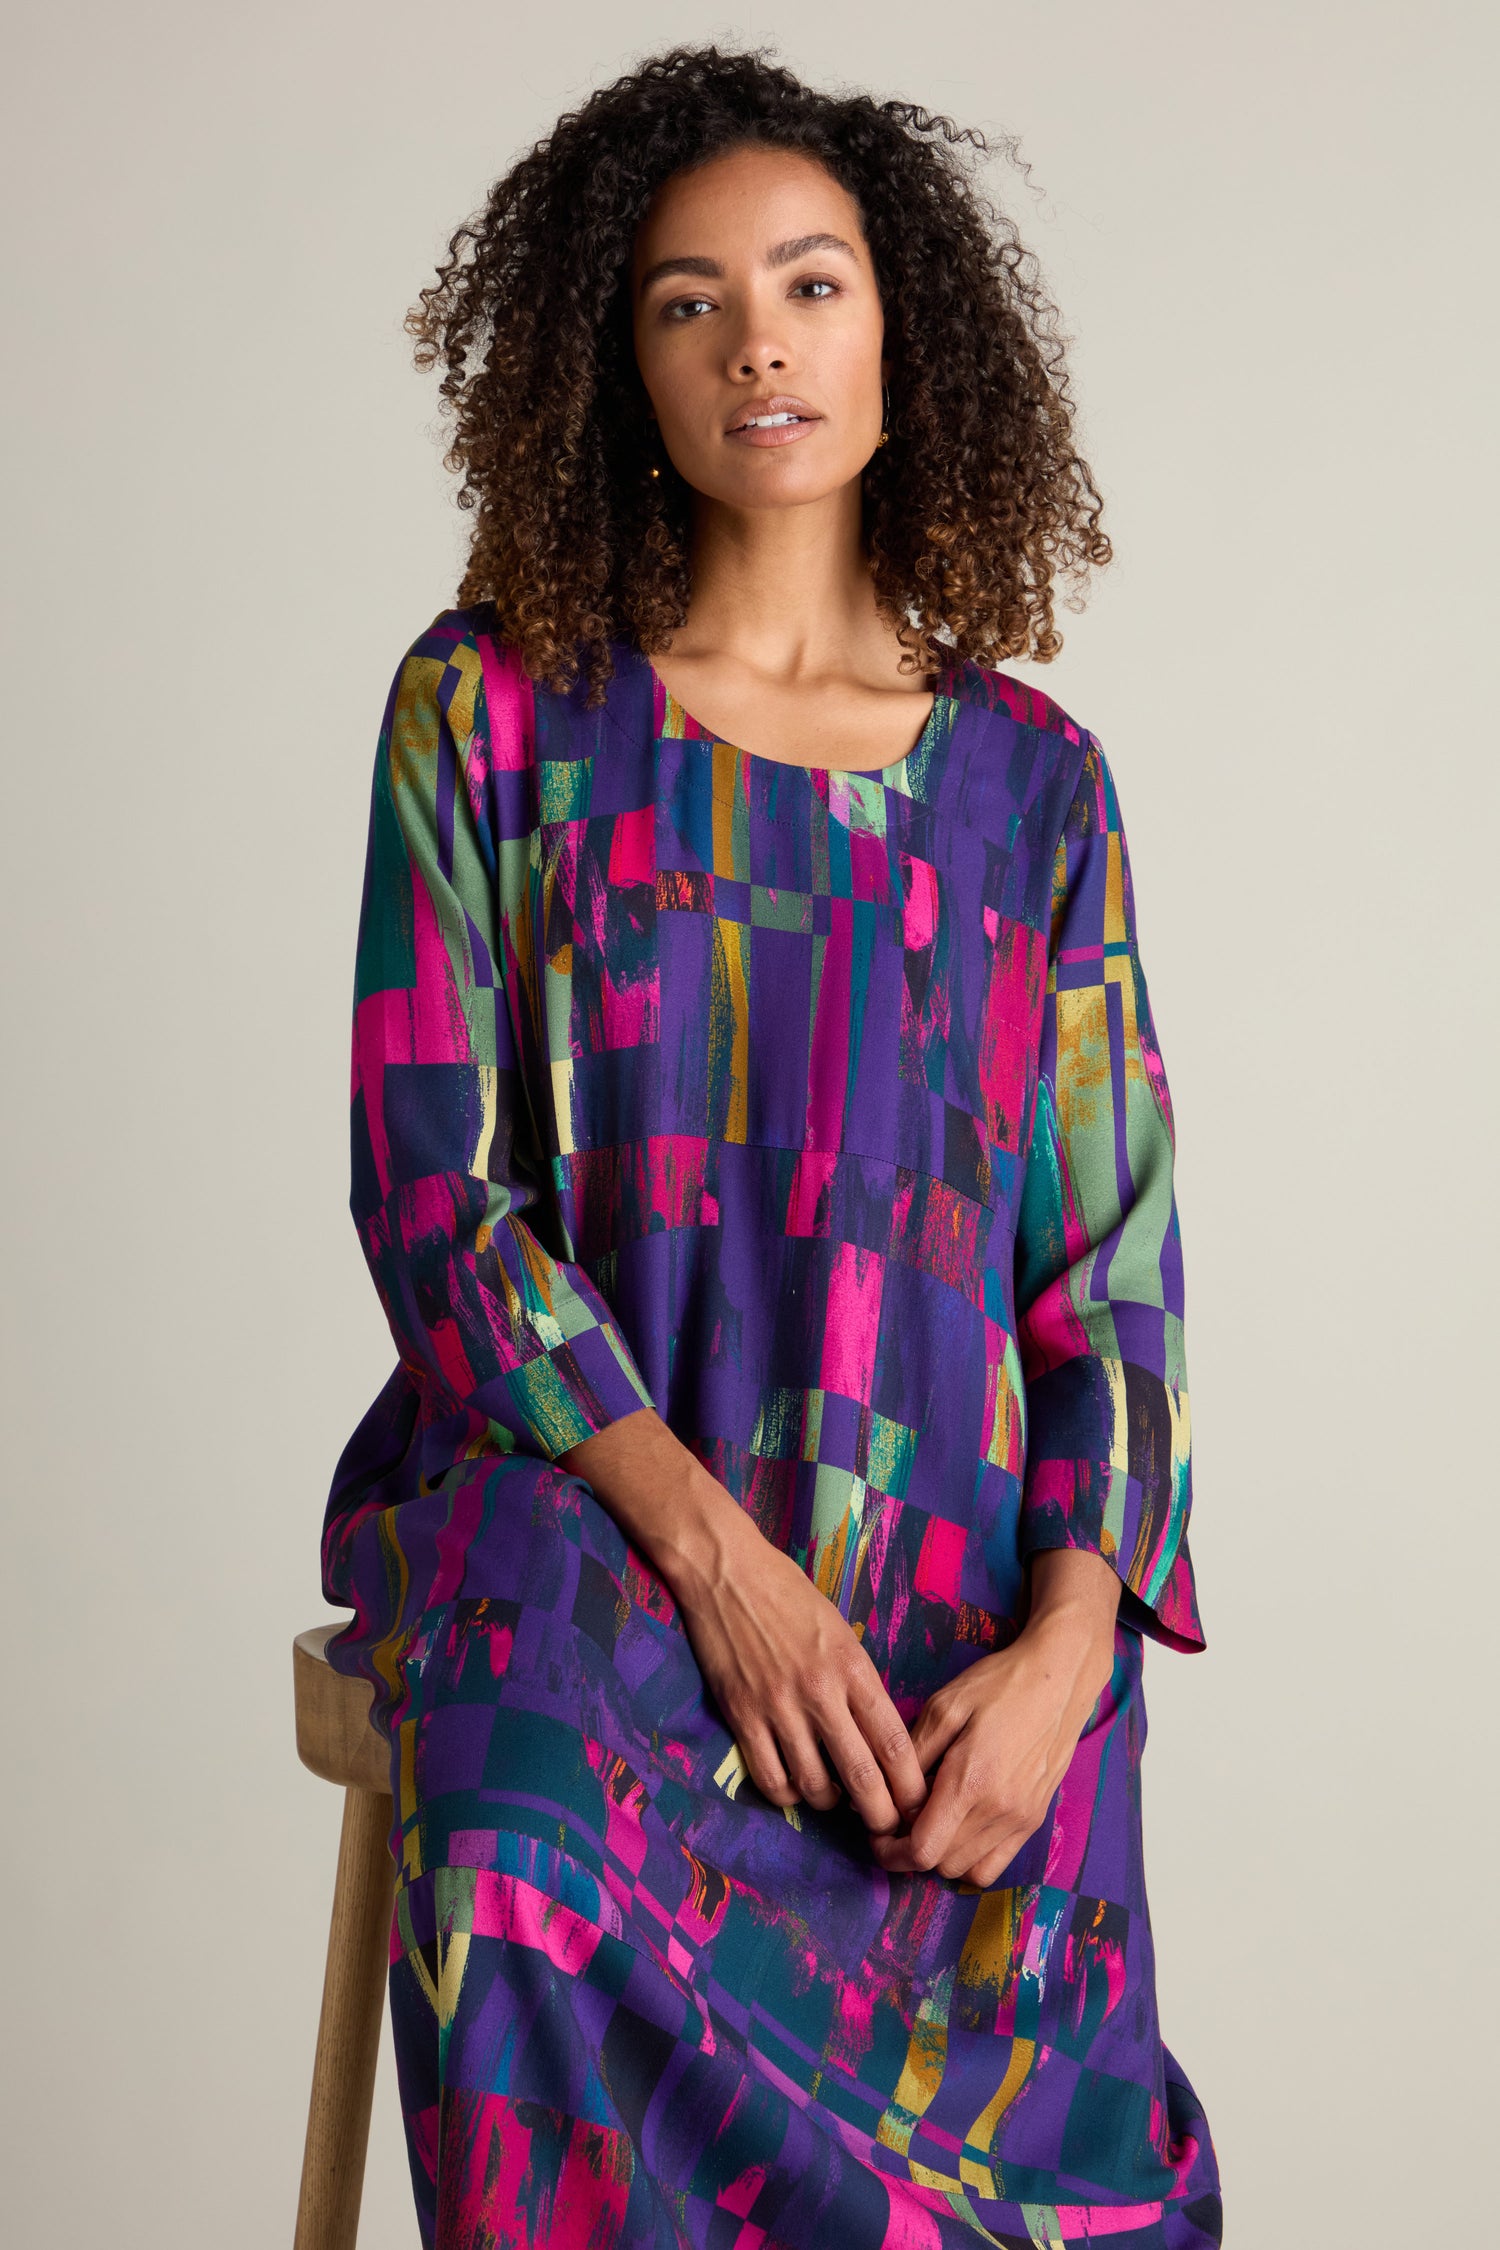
top-left (294, 1624), bottom-right (391, 1793)
top-left (292, 1624), bottom-right (397, 2250)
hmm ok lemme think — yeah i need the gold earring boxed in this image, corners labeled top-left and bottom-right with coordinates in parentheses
top-left (875, 381), bottom-right (891, 448)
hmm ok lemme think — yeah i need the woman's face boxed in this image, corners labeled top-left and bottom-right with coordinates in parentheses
top-left (630, 144), bottom-right (887, 514)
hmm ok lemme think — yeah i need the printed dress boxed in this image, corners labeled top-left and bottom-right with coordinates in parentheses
top-left (320, 604), bottom-right (1222, 2250)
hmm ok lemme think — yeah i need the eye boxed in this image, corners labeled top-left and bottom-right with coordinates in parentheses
top-left (792, 278), bottom-right (842, 300)
top-left (663, 294), bottom-right (717, 322)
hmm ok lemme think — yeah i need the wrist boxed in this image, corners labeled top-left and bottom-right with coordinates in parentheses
top-left (1025, 1545), bottom-right (1121, 1628)
top-left (557, 1411), bottom-right (755, 1601)
top-left (1013, 1604), bottom-right (1115, 1717)
top-left (1021, 1549), bottom-right (1120, 1691)
top-left (638, 1463), bottom-right (756, 1603)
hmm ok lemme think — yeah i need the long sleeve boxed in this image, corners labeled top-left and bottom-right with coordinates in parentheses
top-left (347, 622), bottom-right (658, 1465)
top-left (1013, 739), bottom-right (1204, 1652)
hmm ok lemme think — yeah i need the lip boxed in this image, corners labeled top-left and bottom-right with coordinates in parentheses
top-left (724, 394), bottom-right (822, 448)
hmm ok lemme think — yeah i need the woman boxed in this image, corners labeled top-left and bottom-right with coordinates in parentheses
top-left (322, 42), bottom-right (1221, 2250)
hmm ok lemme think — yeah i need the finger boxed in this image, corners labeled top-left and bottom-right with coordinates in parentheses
top-left (846, 1673), bottom-right (932, 1824)
top-left (869, 1749), bottom-right (970, 1873)
top-left (906, 1688), bottom-right (969, 1782)
top-left (946, 1798), bottom-right (1047, 1884)
top-left (966, 1838), bottom-right (1023, 1889)
top-left (937, 1818), bottom-right (1020, 1884)
top-left (894, 1799), bottom-right (1015, 1884)
top-left (772, 1714), bottom-right (844, 1812)
top-left (816, 1713), bottom-right (901, 1835)
top-left (736, 1721), bottom-right (797, 1807)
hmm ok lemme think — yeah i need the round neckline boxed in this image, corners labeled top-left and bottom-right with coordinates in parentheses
top-left (645, 649), bottom-right (950, 780)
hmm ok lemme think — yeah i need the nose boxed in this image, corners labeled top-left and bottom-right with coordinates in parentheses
top-left (724, 288), bottom-right (792, 381)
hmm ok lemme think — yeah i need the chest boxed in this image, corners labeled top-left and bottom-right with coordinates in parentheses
top-left (494, 698), bottom-right (1060, 1213)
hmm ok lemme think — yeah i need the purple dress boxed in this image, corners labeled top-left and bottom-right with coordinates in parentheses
top-left (321, 605), bottom-right (1221, 2248)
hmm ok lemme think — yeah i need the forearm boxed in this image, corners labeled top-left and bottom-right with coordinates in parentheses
top-left (557, 1407), bottom-right (751, 1599)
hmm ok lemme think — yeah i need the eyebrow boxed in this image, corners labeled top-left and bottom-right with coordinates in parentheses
top-left (636, 232), bottom-right (859, 295)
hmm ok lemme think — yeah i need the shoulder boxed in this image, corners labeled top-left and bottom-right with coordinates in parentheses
top-left (959, 665), bottom-right (1136, 854)
top-left (951, 655), bottom-right (1109, 846)
top-left (955, 656), bottom-right (1093, 755)
top-left (381, 602), bottom-right (536, 761)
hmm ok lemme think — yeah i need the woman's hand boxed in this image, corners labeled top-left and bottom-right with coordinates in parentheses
top-left (870, 1549), bottom-right (1122, 1887)
top-left (671, 1502), bottom-right (932, 1839)
top-left (556, 1408), bottom-right (929, 1839)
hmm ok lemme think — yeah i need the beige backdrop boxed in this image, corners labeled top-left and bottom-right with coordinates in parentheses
top-left (4, 3), bottom-right (1495, 2242)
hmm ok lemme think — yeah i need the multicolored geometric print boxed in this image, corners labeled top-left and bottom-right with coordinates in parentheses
top-left (321, 605), bottom-right (1220, 2247)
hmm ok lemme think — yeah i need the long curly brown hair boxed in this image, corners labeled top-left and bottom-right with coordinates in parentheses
top-left (407, 41), bottom-right (1112, 708)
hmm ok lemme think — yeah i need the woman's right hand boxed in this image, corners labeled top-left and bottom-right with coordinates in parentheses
top-left (669, 1499), bottom-right (931, 1837)
top-left (557, 1406), bottom-right (930, 1838)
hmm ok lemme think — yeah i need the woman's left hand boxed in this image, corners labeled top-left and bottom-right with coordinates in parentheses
top-left (869, 1549), bottom-right (1122, 1886)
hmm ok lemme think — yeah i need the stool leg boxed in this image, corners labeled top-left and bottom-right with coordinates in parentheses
top-left (294, 1785), bottom-right (398, 2250)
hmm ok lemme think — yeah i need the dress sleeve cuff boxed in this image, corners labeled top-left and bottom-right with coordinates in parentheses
top-left (483, 1322), bottom-right (658, 1461)
top-left (1019, 1458), bottom-right (1206, 1652)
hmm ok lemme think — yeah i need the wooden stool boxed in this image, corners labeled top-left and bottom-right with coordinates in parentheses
top-left (292, 1624), bottom-right (397, 2250)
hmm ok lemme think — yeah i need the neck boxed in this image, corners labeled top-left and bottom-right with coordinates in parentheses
top-left (673, 478), bottom-right (911, 685)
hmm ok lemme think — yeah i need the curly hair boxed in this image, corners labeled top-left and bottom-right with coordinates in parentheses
top-left (407, 41), bottom-right (1112, 708)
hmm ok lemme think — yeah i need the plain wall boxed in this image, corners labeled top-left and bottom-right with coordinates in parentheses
top-left (4, 3), bottom-right (1495, 2242)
